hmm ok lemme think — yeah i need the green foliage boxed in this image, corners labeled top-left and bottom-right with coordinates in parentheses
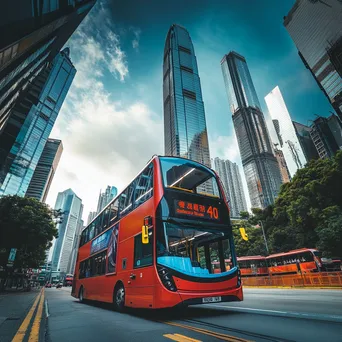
top-left (234, 151), bottom-right (342, 258)
top-left (0, 196), bottom-right (59, 269)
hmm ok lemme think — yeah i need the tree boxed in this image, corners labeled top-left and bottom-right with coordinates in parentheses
top-left (0, 196), bottom-right (59, 270)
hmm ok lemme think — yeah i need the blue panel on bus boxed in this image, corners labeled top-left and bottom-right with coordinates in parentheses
top-left (91, 228), bottom-right (113, 255)
top-left (157, 256), bottom-right (237, 278)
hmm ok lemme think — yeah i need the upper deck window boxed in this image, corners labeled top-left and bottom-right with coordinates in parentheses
top-left (159, 157), bottom-right (220, 198)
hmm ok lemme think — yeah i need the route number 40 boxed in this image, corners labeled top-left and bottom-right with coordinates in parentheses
top-left (207, 206), bottom-right (219, 219)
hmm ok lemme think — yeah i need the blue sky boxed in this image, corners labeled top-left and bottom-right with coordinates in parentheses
top-left (46, 0), bottom-right (334, 219)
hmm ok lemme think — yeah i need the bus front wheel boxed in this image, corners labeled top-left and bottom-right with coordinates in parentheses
top-left (113, 283), bottom-right (125, 312)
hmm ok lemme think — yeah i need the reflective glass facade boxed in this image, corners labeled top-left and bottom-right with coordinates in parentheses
top-left (51, 189), bottom-right (83, 273)
top-left (25, 138), bottom-right (63, 202)
top-left (0, 49), bottom-right (75, 197)
top-left (163, 24), bottom-right (211, 168)
top-left (284, 0), bottom-right (342, 120)
top-left (265, 86), bottom-right (307, 177)
top-left (221, 52), bottom-right (282, 209)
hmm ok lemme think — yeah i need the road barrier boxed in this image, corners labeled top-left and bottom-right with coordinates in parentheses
top-left (242, 272), bottom-right (342, 288)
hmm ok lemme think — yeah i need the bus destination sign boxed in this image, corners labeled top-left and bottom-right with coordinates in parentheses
top-left (174, 200), bottom-right (219, 220)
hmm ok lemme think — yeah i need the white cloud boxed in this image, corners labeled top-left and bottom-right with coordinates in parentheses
top-left (131, 28), bottom-right (141, 50)
top-left (46, 3), bottom-right (160, 219)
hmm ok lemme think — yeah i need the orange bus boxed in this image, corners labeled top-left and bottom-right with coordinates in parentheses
top-left (266, 248), bottom-right (321, 276)
top-left (72, 156), bottom-right (243, 310)
top-left (237, 256), bottom-right (268, 277)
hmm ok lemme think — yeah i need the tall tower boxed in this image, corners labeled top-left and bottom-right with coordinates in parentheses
top-left (284, 0), bottom-right (342, 121)
top-left (26, 139), bottom-right (63, 202)
top-left (214, 157), bottom-right (248, 218)
top-left (0, 48), bottom-right (75, 197)
top-left (51, 189), bottom-right (83, 273)
top-left (265, 86), bottom-right (307, 177)
top-left (221, 52), bottom-right (282, 209)
top-left (163, 24), bottom-right (211, 167)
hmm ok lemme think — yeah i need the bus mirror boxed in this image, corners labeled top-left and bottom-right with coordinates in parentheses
top-left (142, 225), bottom-right (149, 244)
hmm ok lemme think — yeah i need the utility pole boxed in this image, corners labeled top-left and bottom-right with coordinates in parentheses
top-left (259, 220), bottom-right (269, 255)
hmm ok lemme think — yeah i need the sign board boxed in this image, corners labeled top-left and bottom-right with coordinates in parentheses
top-left (90, 228), bottom-right (113, 255)
top-left (7, 248), bottom-right (17, 267)
top-left (174, 200), bottom-right (220, 221)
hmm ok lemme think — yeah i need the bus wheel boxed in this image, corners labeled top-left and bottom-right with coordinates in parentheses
top-left (113, 283), bottom-right (125, 312)
top-left (79, 286), bottom-right (85, 303)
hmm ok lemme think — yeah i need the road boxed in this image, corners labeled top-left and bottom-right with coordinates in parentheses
top-left (41, 287), bottom-right (342, 342)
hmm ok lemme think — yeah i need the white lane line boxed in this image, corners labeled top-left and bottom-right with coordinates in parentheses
top-left (205, 304), bottom-right (342, 322)
top-left (45, 299), bottom-right (50, 318)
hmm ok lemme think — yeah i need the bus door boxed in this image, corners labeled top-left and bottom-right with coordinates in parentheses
top-left (128, 228), bottom-right (155, 308)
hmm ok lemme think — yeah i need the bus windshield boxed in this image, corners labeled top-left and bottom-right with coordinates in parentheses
top-left (159, 157), bottom-right (220, 198)
top-left (156, 222), bottom-right (234, 276)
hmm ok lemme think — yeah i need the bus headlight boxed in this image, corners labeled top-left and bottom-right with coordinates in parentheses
top-left (157, 265), bottom-right (177, 292)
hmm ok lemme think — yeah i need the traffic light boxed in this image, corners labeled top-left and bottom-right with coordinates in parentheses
top-left (239, 227), bottom-right (248, 241)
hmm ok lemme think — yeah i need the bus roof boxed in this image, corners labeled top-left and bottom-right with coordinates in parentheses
top-left (237, 255), bottom-right (266, 261)
top-left (266, 248), bottom-right (318, 259)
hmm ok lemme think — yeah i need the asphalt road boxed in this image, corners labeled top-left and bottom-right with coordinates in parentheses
top-left (42, 287), bottom-right (342, 342)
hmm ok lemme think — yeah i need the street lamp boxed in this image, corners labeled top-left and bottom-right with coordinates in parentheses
top-left (259, 220), bottom-right (269, 255)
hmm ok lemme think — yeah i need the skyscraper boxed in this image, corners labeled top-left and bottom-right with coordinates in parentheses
top-left (265, 86), bottom-right (307, 177)
top-left (163, 24), bottom-right (211, 168)
top-left (310, 114), bottom-right (342, 159)
top-left (221, 52), bottom-right (283, 209)
top-left (51, 189), bottom-right (83, 273)
top-left (0, 48), bottom-right (75, 197)
top-left (25, 138), bottom-right (63, 202)
top-left (96, 185), bottom-right (117, 213)
top-left (284, 0), bottom-right (342, 120)
top-left (0, 1), bottom-right (96, 132)
top-left (87, 211), bottom-right (97, 225)
top-left (274, 146), bottom-right (291, 184)
top-left (293, 121), bottom-right (319, 161)
top-left (214, 157), bottom-right (247, 218)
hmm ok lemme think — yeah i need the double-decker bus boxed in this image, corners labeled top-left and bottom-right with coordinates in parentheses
top-left (237, 256), bottom-right (268, 277)
top-left (266, 248), bottom-right (322, 276)
top-left (72, 156), bottom-right (243, 310)
top-left (64, 274), bottom-right (73, 287)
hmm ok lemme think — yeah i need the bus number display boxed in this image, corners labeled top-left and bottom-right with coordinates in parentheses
top-left (174, 200), bottom-right (219, 220)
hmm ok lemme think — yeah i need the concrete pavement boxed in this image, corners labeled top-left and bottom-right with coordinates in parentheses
top-left (43, 286), bottom-right (342, 342)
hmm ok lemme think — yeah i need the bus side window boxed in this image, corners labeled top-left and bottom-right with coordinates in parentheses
top-left (134, 230), bottom-right (153, 268)
top-left (134, 163), bottom-right (153, 208)
top-left (119, 182), bottom-right (135, 217)
top-left (109, 199), bottom-right (119, 224)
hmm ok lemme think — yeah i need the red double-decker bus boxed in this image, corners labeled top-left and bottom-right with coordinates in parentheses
top-left (72, 156), bottom-right (243, 310)
top-left (266, 248), bottom-right (321, 276)
top-left (237, 256), bottom-right (268, 277)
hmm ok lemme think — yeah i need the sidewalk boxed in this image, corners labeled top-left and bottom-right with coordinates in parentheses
top-left (0, 288), bottom-right (41, 342)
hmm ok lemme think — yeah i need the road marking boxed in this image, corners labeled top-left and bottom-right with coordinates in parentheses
top-left (205, 304), bottom-right (342, 323)
top-left (28, 288), bottom-right (45, 342)
top-left (45, 300), bottom-right (49, 318)
top-left (163, 333), bottom-right (202, 341)
top-left (162, 321), bottom-right (252, 342)
top-left (12, 289), bottom-right (43, 342)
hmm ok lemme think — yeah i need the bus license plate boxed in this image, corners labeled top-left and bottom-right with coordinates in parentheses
top-left (202, 296), bottom-right (221, 303)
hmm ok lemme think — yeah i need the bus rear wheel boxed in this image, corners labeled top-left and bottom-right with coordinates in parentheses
top-left (79, 286), bottom-right (85, 303)
top-left (113, 284), bottom-right (125, 312)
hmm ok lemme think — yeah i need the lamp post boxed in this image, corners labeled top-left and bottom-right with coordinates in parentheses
top-left (259, 220), bottom-right (269, 255)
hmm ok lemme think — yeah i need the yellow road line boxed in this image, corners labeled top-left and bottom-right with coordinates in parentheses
top-left (162, 321), bottom-right (253, 342)
top-left (163, 333), bottom-right (202, 342)
top-left (28, 288), bottom-right (45, 342)
top-left (12, 289), bottom-right (43, 342)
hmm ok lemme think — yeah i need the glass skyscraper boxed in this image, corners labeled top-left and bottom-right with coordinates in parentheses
top-left (163, 24), bottom-right (211, 168)
top-left (0, 48), bottom-right (75, 197)
top-left (293, 121), bottom-right (319, 162)
top-left (221, 52), bottom-right (283, 209)
top-left (51, 188), bottom-right (83, 273)
top-left (96, 185), bottom-right (118, 213)
top-left (25, 138), bottom-right (63, 202)
top-left (284, 0), bottom-right (342, 121)
top-left (214, 157), bottom-right (247, 218)
top-left (265, 86), bottom-right (307, 177)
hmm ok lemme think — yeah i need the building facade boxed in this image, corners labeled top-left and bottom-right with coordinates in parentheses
top-left (51, 189), bottom-right (83, 273)
top-left (265, 86), bottom-right (307, 177)
top-left (214, 157), bottom-right (247, 218)
top-left (310, 114), bottom-right (342, 159)
top-left (293, 121), bottom-right (319, 162)
top-left (221, 52), bottom-right (283, 209)
top-left (25, 138), bottom-right (63, 202)
top-left (0, 49), bottom-right (75, 197)
top-left (163, 24), bottom-right (211, 168)
top-left (284, 0), bottom-right (342, 120)
top-left (274, 146), bottom-right (291, 183)
top-left (0, 0), bottom-right (96, 133)
top-left (96, 185), bottom-right (117, 214)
